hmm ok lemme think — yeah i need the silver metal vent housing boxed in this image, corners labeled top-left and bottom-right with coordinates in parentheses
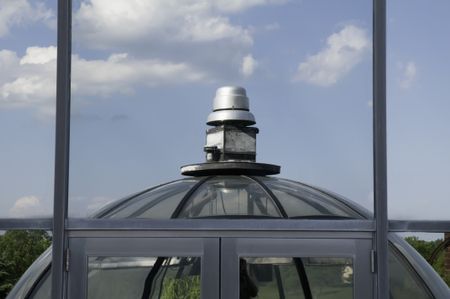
top-left (207, 86), bottom-right (255, 126)
top-left (181, 86), bottom-right (280, 176)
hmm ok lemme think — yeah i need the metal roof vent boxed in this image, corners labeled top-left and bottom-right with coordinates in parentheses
top-left (181, 86), bottom-right (280, 176)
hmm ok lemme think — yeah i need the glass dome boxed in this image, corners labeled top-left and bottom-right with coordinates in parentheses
top-left (8, 175), bottom-right (450, 299)
top-left (98, 176), bottom-right (363, 220)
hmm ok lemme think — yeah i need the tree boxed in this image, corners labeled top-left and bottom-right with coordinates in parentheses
top-left (0, 230), bottom-right (51, 298)
top-left (405, 236), bottom-right (449, 286)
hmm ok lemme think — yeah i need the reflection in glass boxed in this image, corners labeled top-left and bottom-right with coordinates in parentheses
top-left (240, 257), bottom-right (353, 299)
top-left (88, 256), bottom-right (200, 299)
top-left (69, 0), bottom-right (374, 217)
top-left (387, 0), bottom-right (450, 220)
top-left (177, 176), bottom-right (282, 218)
top-left (102, 179), bottom-right (200, 219)
top-left (389, 247), bottom-right (433, 299)
top-left (261, 178), bottom-right (362, 219)
top-left (0, 0), bottom-right (56, 218)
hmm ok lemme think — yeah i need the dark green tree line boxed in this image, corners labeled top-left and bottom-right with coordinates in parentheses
top-left (0, 230), bottom-right (51, 298)
top-left (405, 236), bottom-right (450, 286)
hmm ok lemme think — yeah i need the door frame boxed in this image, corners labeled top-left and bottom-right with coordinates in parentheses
top-left (221, 236), bottom-right (374, 298)
top-left (68, 237), bottom-right (220, 299)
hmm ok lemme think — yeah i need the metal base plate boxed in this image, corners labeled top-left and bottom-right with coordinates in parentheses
top-left (181, 162), bottom-right (280, 176)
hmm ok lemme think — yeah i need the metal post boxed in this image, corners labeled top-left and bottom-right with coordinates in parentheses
top-left (52, 0), bottom-right (72, 298)
top-left (373, 0), bottom-right (388, 298)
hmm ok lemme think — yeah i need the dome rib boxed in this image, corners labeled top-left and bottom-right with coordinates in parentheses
top-left (171, 176), bottom-right (214, 218)
top-left (246, 175), bottom-right (288, 219)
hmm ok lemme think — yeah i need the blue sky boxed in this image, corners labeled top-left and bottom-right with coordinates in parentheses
top-left (0, 0), bottom-right (449, 227)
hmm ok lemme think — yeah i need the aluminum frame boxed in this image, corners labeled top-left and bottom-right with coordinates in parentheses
top-left (68, 237), bottom-right (220, 299)
top-left (0, 0), bottom-right (449, 299)
top-left (1, 219), bottom-right (448, 234)
top-left (51, 0), bottom-right (72, 298)
top-left (373, 0), bottom-right (389, 298)
top-left (221, 237), bottom-right (373, 298)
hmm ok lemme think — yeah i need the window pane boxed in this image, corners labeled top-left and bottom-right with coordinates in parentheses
top-left (305, 258), bottom-right (353, 299)
top-left (69, 0), bottom-right (373, 217)
top-left (389, 248), bottom-right (433, 299)
top-left (0, 0), bottom-right (56, 218)
top-left (387, 0), bottom-right (450, 220)
top-left (177, 176), bottom-right (282, 218)
top-left (261, 178), bottom-right (362, 219)
top-left (240, 257), bottom-right (353, 299)
top-left (102, 179), bottom-right (200, 219)
top-left (88, 256), bottom-right (201, 299)
top-left (28, 269), bottom-right (51, 299)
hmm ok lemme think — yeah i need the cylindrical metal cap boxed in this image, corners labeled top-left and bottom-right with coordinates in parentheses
top-left (207, 86), bottom-right (256, 126)
top-left (213, 86), bottom-right (249, 111)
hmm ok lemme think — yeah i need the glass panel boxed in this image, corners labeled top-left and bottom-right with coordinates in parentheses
top-left (28, 269), bottom-right (51, 299)
top-left (0, 0), bottom-right (56, 218)
top-left (305, 258), bottom-right (353, 299)
top-left (177, 176), bottom-right (282, 218)
top-left (387, 0), bottom-right (450, 220)
top-left (88, 256), bottom-right (201, 299)
top-left (389, 247), bottom-right (433, 299)
top-left (69, 0), bottom-right (373, 218)
top-left (261, 178), bottom-right (362, 219)
top-left (102, 179), bottom-right (200, 219)
top-left (240, 257), bottom-right (353, 299)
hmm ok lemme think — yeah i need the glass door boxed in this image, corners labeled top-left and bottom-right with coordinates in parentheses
top-left (221, 236), bottom-right (373, 298)
top-left (68, 237), bottom-right (219, 299)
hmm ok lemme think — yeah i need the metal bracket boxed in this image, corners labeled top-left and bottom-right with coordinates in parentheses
top-left (371, 250), bottom-right (376, 273)
top-left (65, 248), bottom-right (70, 272)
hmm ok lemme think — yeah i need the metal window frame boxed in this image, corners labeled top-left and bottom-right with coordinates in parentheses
top-left (0, 1), bottom-right (449, 299)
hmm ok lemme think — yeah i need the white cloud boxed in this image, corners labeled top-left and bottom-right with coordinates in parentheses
top-left (74, 0), bottom-right (253, 49)
top-left (293, 25), bottom-right (370, 87)
top-left (0, 46), bottom-right (208, 116)
top-left (9, 195), bottom-right (48, 217)
top-left (211, 0), bottom-right (288, 13)
top-left (0, 47), bottom-right (56, 115)
top-left (399, 61), bottom-right (417, 89)
top-left (20, 46), bottom-right (57, 65)
top-left (240, 54), bottom-right (258, 77)
top-left (69, 195), bottom-right (114, 217)
top-left (0, 1), bottom-right (290, 114)
top-left (72, 53), bottom-right (208, 96)
top-left (0, 0), bottom-right (53, 37)
top-left (72, 0), bottom-right (286, 79)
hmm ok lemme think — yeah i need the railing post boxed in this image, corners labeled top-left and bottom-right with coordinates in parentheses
top-left (373, 0), bottom-right (388, 298)
top-left (52, 0), bottom-right (72, 298)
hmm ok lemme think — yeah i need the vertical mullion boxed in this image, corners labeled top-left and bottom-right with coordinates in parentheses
top-left (52, 0), bottom-right (72, 298)
top-left (373, 0), bottom-right (388, 298)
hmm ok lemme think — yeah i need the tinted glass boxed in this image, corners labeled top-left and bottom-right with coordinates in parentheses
top-left (88, 256), bottom-right (201, 299)
top-left (177, 176), bottom-right (282, 218)
top-left (261, 178), bottom-right (361, 219)
top-left (240, 257), bottom-right (353, 299)
top-left (389, 247), bottom-right (433, 299)
top-left (28, 270), bottom-right (51, 299)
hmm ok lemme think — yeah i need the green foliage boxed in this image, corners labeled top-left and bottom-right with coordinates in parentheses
top-left (160, 276), bottom-right (200, 299)
top-left (405, 236), bottom-right (449, 286)
top-left (0, 230), bottom-right (51, 298)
